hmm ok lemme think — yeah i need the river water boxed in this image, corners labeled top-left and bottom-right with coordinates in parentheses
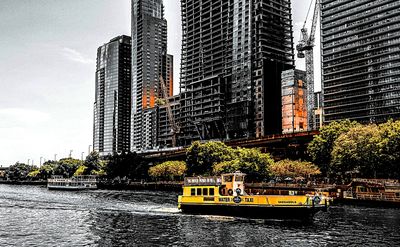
top-left (0, 184), bottom-right (399, 247)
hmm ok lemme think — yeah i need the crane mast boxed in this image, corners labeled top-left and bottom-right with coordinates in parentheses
top-left (296, 0), bottom-right (320, 131)
top-left (159, 75), bottom-right (180, 147)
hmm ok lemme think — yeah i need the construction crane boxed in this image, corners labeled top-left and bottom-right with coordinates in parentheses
top-left (159, 75), bottom-right (180, 147)
top-left (296, 0), bottom-right (320, 131)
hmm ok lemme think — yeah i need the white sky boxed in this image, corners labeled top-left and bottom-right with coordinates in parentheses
top-left (0, 0), bottom-right (315, 166)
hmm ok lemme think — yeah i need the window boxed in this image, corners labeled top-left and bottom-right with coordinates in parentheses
top-left (191, 188), bottom-right (195, 196)
top-left (209, 188), bottom-right (215, 196)
top-left (197, 188), bottom-right (201, 195)
top-left (203, 188), bottom-right (208, 196)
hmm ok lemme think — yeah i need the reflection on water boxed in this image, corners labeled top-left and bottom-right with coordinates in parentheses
top-left (0, 184), bottom-right (399, 246)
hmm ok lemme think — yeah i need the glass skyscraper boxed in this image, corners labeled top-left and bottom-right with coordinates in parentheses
top-left (321, 0), bottom-right (400, 123)
top-left (131, 0), bottom-right (169, 150)
top-left (93, 35), bottom-right (132, 156)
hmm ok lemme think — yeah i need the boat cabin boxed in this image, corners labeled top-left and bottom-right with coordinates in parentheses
top-left (183, 172), bottom-right (247, 197)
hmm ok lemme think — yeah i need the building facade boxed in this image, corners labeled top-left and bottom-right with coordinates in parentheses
top-left (157, 95), bottom-right (180, 148)
top-left (282, 69), bottom-right (307, 134)
top-left (131, 0), bottom-right (171, 150)
top-left (314, 91), bottom-right (323, 130)
top-left (321, 0), bottom-right (400, 124)
top-left (93, 35), bottom-right (132, 156)
top-left (179, 0), bottom-right (294, 145)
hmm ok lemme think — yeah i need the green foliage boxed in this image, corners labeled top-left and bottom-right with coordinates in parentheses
top-left (379, 119), bottom-right (400, 178)
top-left (104, 152), bottom-right (149, 179)
top-left (186, 141), bottom-right (236, 175)
top-left (213, 148), bottom-right (273, 180)
top-left (331, 124), bottom-right (382, 177)
top-left (27, 169), bottom-right (40, 179)
top-left (308, 119), bottom-right (360, 176)
top-left (37, 161), bottom-right (57, 180)
top-left (6, 163), bottom-right (37, 181)
top-left (53, 158), bottom-right (82, 177)
top-left (84, 151), bottom-right (104, 175)
top-left (148, 161), bottom-right (187, 181)
top-left (270, 159), bottom-right (321, 179)
top-left (73, 165), bottom-right (88, 176)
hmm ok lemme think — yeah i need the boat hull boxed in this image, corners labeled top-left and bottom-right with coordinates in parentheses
top-left (179, 203), bottom-right (326, 220)
top-left (47, 185), bottom-right (97, 191)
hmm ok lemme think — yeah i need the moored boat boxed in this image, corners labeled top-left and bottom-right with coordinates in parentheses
top-left (341, 178), bottom-right (400, 207)
top-left (47, 175), bottom-right (98, 190)
top-left (178, 172), bottom-right (331, 219)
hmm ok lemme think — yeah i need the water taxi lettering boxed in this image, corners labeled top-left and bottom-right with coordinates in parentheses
top-left (219, 198), bottom-right (231, 202)
top-left (278, 201), bottom-right (297, 204)
top-left (245, 198), bottom-right (254, 202)
top-left (203, 197), bottom-right (214, 202)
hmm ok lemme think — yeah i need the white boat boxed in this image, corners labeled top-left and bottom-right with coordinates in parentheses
top-left (47, 175), bottom-right (98, 190)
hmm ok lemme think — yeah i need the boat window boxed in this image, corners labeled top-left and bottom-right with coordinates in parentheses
top-left (371, 188), bottom-right (379, 193)
top-left (235, 176), bottom-right (244, 182)
top-left (191, 188), bottom-right (195, 196)
top-left (197, 188), bottom-right (202, 196)
top-left (203, 188), bottom-right (208, 196)
top-left (209, 188), bottom-right (215, 196)
top-left (223, 176), bottom-right (233, 182)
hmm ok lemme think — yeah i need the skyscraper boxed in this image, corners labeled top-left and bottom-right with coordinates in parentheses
top-left (131, 0), bottom-right (169, 150)
top-left (93, 35), bottom-right (132, 156)
top-left (321, 0), bottom-right (400, 123)
top-left (179, 0), bottom-right (294, 145)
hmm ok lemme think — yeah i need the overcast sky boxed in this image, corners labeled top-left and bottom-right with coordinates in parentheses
top-left (0, 0), bottom-right (315, 166)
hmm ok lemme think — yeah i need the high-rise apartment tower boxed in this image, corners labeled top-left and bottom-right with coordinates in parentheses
top-left (179, 0), bottom-right (294, 145)
top-left (131, 0), bottom-right (171, 150)
top-left (321, 0), bottom-right (400, 123)
top-left (93, 35), bottom-right (132, 156)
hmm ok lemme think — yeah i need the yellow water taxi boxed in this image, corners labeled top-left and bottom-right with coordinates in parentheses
top-left (178, 172), bottom-right (330, 219)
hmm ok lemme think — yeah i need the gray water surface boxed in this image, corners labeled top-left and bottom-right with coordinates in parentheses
top-left (0, 184), bottom-right (399, 246)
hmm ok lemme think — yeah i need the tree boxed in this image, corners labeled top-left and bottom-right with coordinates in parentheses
top-left (148, 161), bottom-right (187, 181)
top-left (379, 119), bottom-right (400, 179)
top-left (270, 159), bottom-right (320, 180)
top-left (186, 141), bottom-right (236, 175)
top-left (84, 151), bottom-right (104, 175)
top-left (6, 163), bottom-right (36, 181)
top-left (308, 119), bottom-right (360, 176)
top-left (73, 165), bottom-right (88, 176)
top-left (38, 160), bottom-right (57, 180)
top-left (212, 148), bottom-right (273, 181)
top-left (331, 124), bottom-right (382, 178)
top-left (53, 158), bottom-right (82, 177)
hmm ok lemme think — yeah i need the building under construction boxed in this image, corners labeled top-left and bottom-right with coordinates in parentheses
top-left (157, 95), bottom-right (180, 148)
top-left (282, 69), bottom-right (307, 134)
top-left (321, 0), bottom-right (400, 123)
top-left (179, 0), bottom-right (294, 146)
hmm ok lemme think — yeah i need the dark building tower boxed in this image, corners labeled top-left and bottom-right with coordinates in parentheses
top-left (179, 0), bottom-right (294, 145)
top-left (93, 35), bottom-right (132, 156)
top-left (131, 0), bottom-right (168, 150)
top-left (321, 0), bottom-right (400, 124)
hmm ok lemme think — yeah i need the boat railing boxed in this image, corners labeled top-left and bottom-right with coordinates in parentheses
top-left (184, 176), bottom-right (222, 186)
top-left (355, 193), bottom-right (400, 202)
top-left (352, 178), bottom-right (399, 185)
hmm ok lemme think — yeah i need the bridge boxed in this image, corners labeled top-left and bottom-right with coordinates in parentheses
top-left (141, 131), bottom-right (319, 161)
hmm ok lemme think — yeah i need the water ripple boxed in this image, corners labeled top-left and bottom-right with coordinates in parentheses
top-left (0, 184), bottom-right (399, 246)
